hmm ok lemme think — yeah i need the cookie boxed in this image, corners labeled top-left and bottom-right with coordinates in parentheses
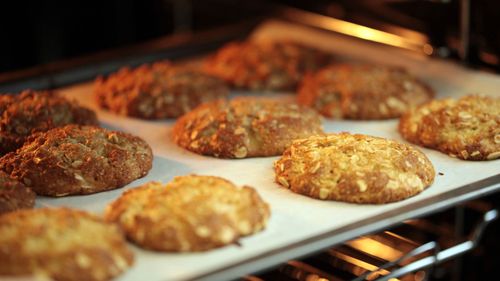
top-left (94, 61), bottom-right (229, 119)
top-left (0, 207), bottom-right (133, 281)
top-left (399, 95), bottom-right (500, 160)
top-left (0, 125), bottom-right (152, 196)
top-left (105, 175), bottom-right (270, 252)
top-left (0, 170), bottom-right (35, 214)
top-left (204, 40), bottom-right (332, 91)
top-left (0, 90), bottom-right (98, 155)
top-left (172, 98), bottom-right (324, 158)
top-left (274, 133), bottom-right (435, 204)
top-left (297, 64), bottom-right (434, 119)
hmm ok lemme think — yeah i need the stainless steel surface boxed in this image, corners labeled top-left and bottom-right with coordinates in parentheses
top-left (374, 209), bottom-right (498, 281)
top-left (354, 242), bottom-right (438, 281)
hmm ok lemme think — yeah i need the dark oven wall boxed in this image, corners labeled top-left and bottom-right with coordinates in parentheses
top-left (0, 0), bottom-right (271, 74)
top-left (1, 0), bottom-right (499, 74)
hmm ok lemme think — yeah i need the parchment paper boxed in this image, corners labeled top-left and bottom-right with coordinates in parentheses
top-left (37, 20), bottom-right (500, 281)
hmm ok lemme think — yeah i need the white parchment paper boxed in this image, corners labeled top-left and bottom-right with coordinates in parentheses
top-left (37, 20), bottom-right (500, 281)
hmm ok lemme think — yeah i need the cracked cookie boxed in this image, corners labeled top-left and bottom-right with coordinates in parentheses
top-left (94, 61), bottom-right (229, 119)
top-left (105, 175), bottom-right (270, 252)
top-left (172, 97), bottom-right (324, 158)
top-left (274, 133), bottom-right (435, 204)
top-left (297, 64), bottom-right (434, 119)
top-left (0, 125), bottom-right (152, 196)
top-left (0, 90), bottom-right (98, 155)
top-left (0, 207), bottom-right (133, 281)
top-left (204, 40), bottom-right (333, 91)
top-left (399, 95), bottom-right (500, 160)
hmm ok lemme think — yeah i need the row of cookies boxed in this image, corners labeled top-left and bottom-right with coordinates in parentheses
top-left (92, 41), bottom-right (332, 119)
top-left (1, 40), bottom-right (498, 281)
top-left (0, 91), bottom-right (271, 280)
top-left (0, 92), bottom-right (110, 213)
top-left (93, 40), bottom-right (499, 160)
top-left (0, 104), bottom-right (434, 281)
top-left (0, 175), bottom-right (270, 281)
top-left (1, 42), bottom-right (496, 211)
top-left (204, 40), bottom-right (498, 161)
top-left (0, 93), bottom-right (145, 280)
top-left (90, 39), bottom-right (496, 206)
top-left (0, 91), bottom-right (154, 204)
top-left (169, 98), bottom-right (437, 203)
top-left (0, 90), bottom-right (434, 281)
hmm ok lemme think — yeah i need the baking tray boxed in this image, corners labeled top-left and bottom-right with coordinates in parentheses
top-left (32, 20), bottom-right (500, 281)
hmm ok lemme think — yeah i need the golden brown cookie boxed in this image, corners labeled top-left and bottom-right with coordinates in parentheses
top-left (172, 98), bottom-right (324, 158)
top-left (94, 61), bottom-right (229, 119)
top-left (297, 64), bottom-right (434, 119)
top-left (204, 40), bottom-right (333, 91)
top-left (0, 207), bottom-right (133, 281)
top-left (0, 170), bottom-right (35, 214)
top-left (274, 133), bottom-right (435, 204)
top-left (0, 125), bottom-right (152, 197)
top-left (399, 95), bottom-right (500, 160)
top-left (0, 90), bottom-right (98, 155)
top-left (105, 175), bottom-right (270, 252)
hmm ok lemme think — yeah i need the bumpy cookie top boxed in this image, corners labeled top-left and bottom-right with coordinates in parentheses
top-left (0, 125), bottom-right (152, 196)
top-left (204, 40), bottom-right (333, 91)
top-left (399, 95), bottom-right (500, 160)
top-left (0, 90), bottom-right (98, 155)
top-left (0, 207), bottom-right (133, 281)
top-left (172, 97), bottom-right (324, 158)
top-left (275, 133), bottom-right (435, 204)
top-left (105, 175), bottom-right (270, 252)
top-left (94, 61), bottom-right (228, 119)
top-left (297, 64), bottom-right (434, 119)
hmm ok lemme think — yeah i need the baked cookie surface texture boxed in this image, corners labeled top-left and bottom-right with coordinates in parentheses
top-left (173, 97), bottom-right (324, 158)
top-left (94, 61), bottom-right (229, 119)
top-left (0, 90), bottom-right (98, 155)
top-left (274, 133), bottom-right (435, 204)
top-left (204, 40), bottom-right (332, 91)
top-left (0, 125), bottom-right (153, 196)
top-left (0, 208), bottom-right (133, 281)
top-left (0, 170), bottom-right (35, 214)
top-left (399, 95), bottom-right (500, 160)
top-left (105, 175), bottom-right (270, 252)
top-left (297, 64), bottom-right (434, 119)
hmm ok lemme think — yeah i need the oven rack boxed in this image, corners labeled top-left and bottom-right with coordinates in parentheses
top-left (245, 200), bottom-right (498, 281)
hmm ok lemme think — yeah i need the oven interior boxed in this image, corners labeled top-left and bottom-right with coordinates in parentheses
top-left (0, 1), bottom-right (499, 281)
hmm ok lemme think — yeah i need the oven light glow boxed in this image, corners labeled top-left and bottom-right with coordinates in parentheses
top-left (347, 237), bottom-right (403, 262)
top-left (283, 8), bottom-right (428, 52)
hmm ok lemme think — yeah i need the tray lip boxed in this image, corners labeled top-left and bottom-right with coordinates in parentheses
top-left (192, 173), bottom-right (500, 281)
